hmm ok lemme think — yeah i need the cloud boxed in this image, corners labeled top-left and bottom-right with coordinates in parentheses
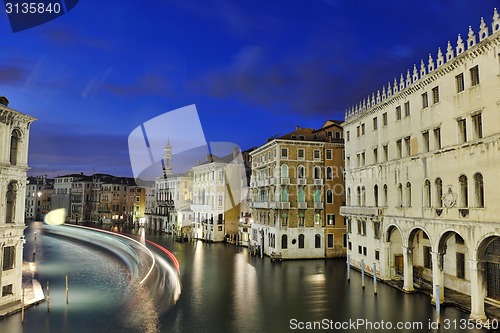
top-left (188, 43), bottom-right (415, 118)
top-left (102, 74), bottom-right (175, 98)
top-left (28, 123), bottom-right (132, 177)
top-left (0, 64), bottom-right (28, 85)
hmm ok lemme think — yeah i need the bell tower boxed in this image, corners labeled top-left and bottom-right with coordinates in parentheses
top-left (163, 138), bottom-right (173, 177)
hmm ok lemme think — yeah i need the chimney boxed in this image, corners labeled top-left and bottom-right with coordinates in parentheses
top-left (0, 96), bottom-right (9, 106)
top-left (296, 125), bottom-right (299, 131)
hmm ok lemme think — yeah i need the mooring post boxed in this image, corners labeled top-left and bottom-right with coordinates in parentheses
top-left (347, 255), bottom-right (350, 283)
top-left (65, 275), bottom-right (69, 304)
top-left (361, 259), bottom-right (365, 290)
top-left (435, 284), bottom-right (441, 326)
top-left (21, 287), bottom-right (25, 323)
top-left (47, 281), bottom-right (50, 312)
top-left (373, 263), bottom-right (377, 295)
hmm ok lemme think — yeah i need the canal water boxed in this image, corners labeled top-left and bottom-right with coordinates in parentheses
top-left (0, 223), bottom-right (490, 333)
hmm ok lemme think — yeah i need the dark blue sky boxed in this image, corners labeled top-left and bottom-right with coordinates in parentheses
top-left (0, 0), bottom-right (497, 177)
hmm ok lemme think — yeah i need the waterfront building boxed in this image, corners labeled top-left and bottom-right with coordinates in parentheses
top-left (97, 176), bottom-right (133, 225)
top-left (341, 10), bottom-right (500, 320)
top-left (0, 96), bottom-right (36, 311)
top-left (125, 185), bottom-right (146, 227)
top-left (249, 122), bottom-right (345, 259)
top-left (52, 173), bottom-right (85, 219)
top-left (25, 175), bottom-right (51, 221)
top-left (191, 148), bottom-right (243, 242)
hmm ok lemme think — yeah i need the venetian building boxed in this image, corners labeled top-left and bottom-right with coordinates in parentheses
top-left (341, 10), bottom-right (500, 320)
top-left (249, 121), bottom-right (345, 259)
top-left (0, 97), bottom-right (36, 309)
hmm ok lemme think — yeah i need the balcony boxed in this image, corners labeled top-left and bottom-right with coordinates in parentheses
top-left (279, 202), bottom-right (290, 209)
top-left (269, 178), bottom-right (276, 185)
top-left (314, 179), bottom-right (323, 186)
top-left (298, 178), bottom-right (307, 185)
top-left (298, 202), bottom-right (307, 209)
top-left (314, 202), bottom-right (324, 209)
top-left (269, 202), bottom-right (277, 209)
top-left (253, 202), bottom-right (269, 209)
top-left (340, 206), bottom-right (385, 217)
top-left (280, 178), bottom-right (290, 185)
top-left (258, 180), bottom-right (266, 187)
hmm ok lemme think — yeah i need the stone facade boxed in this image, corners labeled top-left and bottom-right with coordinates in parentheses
top-left (0, 98), bottom-right (36, 310)
top-left (341, 10), bottom-right (500, 320)
top-left (249, 121), bottom-right (345, 259)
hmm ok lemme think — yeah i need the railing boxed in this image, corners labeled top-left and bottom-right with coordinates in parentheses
top-left (340, 206), bottom-right (384, 217)
top-left (314, 179), bottom-right (323, 185)
top-left (314, 202), bottom-right (324, 209)
top-left (280, 177), bottom-right (290, 185)
top-left (298, 178), bottom-right (307, 185)
top-left (279, 202), bottom-right (290, 209)
top-left (298, 202), bottom-right (307, 209)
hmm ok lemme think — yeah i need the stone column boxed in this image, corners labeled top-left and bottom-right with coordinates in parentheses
top-left (402, 246), bottom-right (414, 292)
top-left (380, 241), bottom-right (392, 280)
top-left (431, 251), bottom-right (445, 304)
top-left (469, 259), bottom-right (487, 320)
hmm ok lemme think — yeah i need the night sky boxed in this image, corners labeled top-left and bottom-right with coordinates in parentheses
top-left (0, 0), bottom-right (497, 177)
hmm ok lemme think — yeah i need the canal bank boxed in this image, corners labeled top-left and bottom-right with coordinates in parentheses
top-left (0, 261), bottom-right (45, 318)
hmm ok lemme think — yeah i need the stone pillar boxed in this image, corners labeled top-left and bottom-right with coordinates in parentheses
top-left (380, 241), bottom-right (392, 280)
top-left (431, 251), bottom-right (445, 304)
top-left (469, 259), bottom-right (487, 320)
top-left (402, 246), bottom-right (414, 292)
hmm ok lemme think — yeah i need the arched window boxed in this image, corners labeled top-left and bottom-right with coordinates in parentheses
top-left (298, 165), bottom-right (305, 179)
top-left (374, 185), bottom-right (379, 207)
top-left (315, 234), bottom-right (321, 248)
top-left (10, 130), bottom-right (20, 165)
top-left (435, 178), bottom-right (443, 207)
top-left (357, 187), bottom-right (361, 206)
top-left (406, 182), bottom-right (412, 207)
top-left (361, 186), bottom-right (366, 206)
top-left (383, 184), bottom-right (388, 206)
top-left (326, 167), bottom-right (333, 180)
top-left (6, 182), bottom-right (17, 223)
top-left (282, 234), bottom-right (288, 249)
top-left (298, 187), bottom-right (305, 202)
top-left (326, 189), bottom-right (333, 204)
top-left (281, 187), bottom-right (288, 202)
top-left (459, 175), bottom-right (468, 207)
top-left (281, 164), bottom-right (288, 178)
top-left (346, 188), bottom-right (351, 206)
top-left (424, 179), bottom-right (431, 207)
top-left (298, 234), bottom-right (305, 248)
top-left (314, 166), bottom-right (321, 179)
top-left (398, 183), bottom-right (403, 207)
top-left (314, 188), bottom-right (321, 203)
top-left (474, 173), bottom-right (484, 207)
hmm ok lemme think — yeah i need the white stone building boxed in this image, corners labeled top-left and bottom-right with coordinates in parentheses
top-left (0, 97), bottom-right (36, 310)
top-left (341, 10), bottom-right (500, 320)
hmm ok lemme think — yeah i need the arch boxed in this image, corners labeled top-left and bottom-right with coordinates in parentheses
top-left (315, 234), bottom-right (321, 248)
top-left (326, 189), bottom-right (333, 204)
top-left (297, 186), bottom-right (305, 202)
top-left (374, 185), bottom-right (379, 207)
top-left (298, 234), bottom-right (305, 249)
top-left (458, 174), bottom-right (468, 207)
top-left (346, 187), bottom-right (351, 206)
top-left (361, 186), bottom-right (366, 206)
top-left (385, 224), bottom-right (404, 243)
top-left (408, 226), bottom-right (433, 246)
top-left (473, 172), bottom-right (484, 208)
top-left (397, 183), bottom-right (403, 207)
top-left (386, 224), bottom-right (404, 278)
top-left (10, 129), bottom-right (21, 165)
top-left (476, 235), bottom-right (500, 303)
top-left (423, 179), bottom-right (431, 208)
top-left (6, 181), bottom-right (18, 223)
top-left (281, 164), bottom-right (288, 178)
top-left (314, 166), bottom-right (321, 179)
top-left (383, 184), bottom-right (388, 206)
top-left (435, 178), bottom-right (443, 207)
top-left (405, 182), bottom-right (412, 207)
top-left (326, 166), bottom-right (333, 180)
top-left (356, 186), bottom-right (361, 206)
top-left (297, 165), bottom-right (305, 179)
